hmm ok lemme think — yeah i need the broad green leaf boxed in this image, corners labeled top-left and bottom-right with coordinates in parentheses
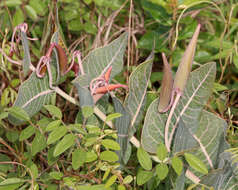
top-left (156, 143), bottom-right (168, 161)
top-left (32, 131), bottom-right (47, 156)
top-left (72, 33), bottom-right (127, 108)
top-left (171, 156), bottom-right (183, 176)
top-left (73, 33), bottom-right (128, 88)
top-left (47, 126), bottom-right (67, 145)
top-left (105, 113), bottom-right (122, 122)
top-left (46, 120), bottom-right (61, 131)
top-left (8, 72), bottom-right (54, 125)
top-left (125, 53), bottom-right (153, 136)
top-left (142, 62), bottom-right (216, 153)
top-left (19, 125), bottom-right (36, 141)
top-left (49, 171), bottom-right (63, 180)
top-left (105, 175), bottom-right (117, 188)
top-left (173, 170), bottom-right (185, 190)
top-left (155, 163), bottom-right (168, 180)
top-left (20, 31), bottom-right (31, 77)
top-left (101, 139), bottom-right (120, 150)
top-left (7, 106), bottom-right (30, 122)
top-left (53, 134), bottom-right (76, 156)
top-left (112, 97), bottom-right (131, 164)
top-left (136, 170), bottom-right (153, 186)
top-left (8, 32), bottom-right (60, 125)
top-left (123, 175), bottom-right (133, 184)
top-left (44, 105), bottom-right (62, 119)
top-left (184, 153), bottom-right (208, 174)
top-left (100, 151), bottom-right (119, 162)
top-left (137, 148), bottom-right (152, 170)
top-left (172, 110), bottom-right (228, 176)
top-left (199, 152), bottom-right (238, 190)
top-left (85, 151), bottom-right (98, 163)
top-left (72, 149), bottom-right (86, 170)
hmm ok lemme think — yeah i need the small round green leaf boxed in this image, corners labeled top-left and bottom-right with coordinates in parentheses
top-left (155, 163), bottom-right (168, 180)
top-left (156, 143), bottom-right (168, 161)
top-left (105, 113), bottom-right (122, 122)
top-left (32, 131), bottom-right (47, 156)
top-left (85, 151), bottom-right (98, 163)
top-left (53, 134), bottom-right (76, 157)
top-left (44, 105), bottom-right (62, 119)
top-left (184, 153), bottom-right (208, 175)
top-left (72, 149), bottom-right (86, 170)
top-left (105, 175), bottom-right (117, 188)
top-left (47, 126), bottom-right (67, 145)
top-left (118, 185), bottom-right (126, 190)
top-left (46, 120), bottom-right (61, 131)
top-left (123, 175), bottom-right (133, 184)
top-left (101, 139), bottom-right (120, 150)
top-left (30, 163), bottom-right (38, 179)
top-left (137, 148), bottom-right (152, 170)
top-left (100, 151), bottom-right (119, 162)
top-left (171, 156), bottom-right (183, 176)
top-left (49, 171), bottom-right (63, 180)
top-left (136, 170), bottom-right (153, 186)
top-left (19, 126), bottom-right (35, 141)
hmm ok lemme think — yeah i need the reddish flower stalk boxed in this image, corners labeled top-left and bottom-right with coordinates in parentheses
top-left (36, 43), bottom-right (82, 77)
top-left (90, 66), bottom-right (128, 99)
top-left (9, 23), bottom-right (38, 56)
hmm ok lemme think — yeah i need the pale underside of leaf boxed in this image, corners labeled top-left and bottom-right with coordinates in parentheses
top-left (72, 33), bottom-right (128, 88)
top-left (20, 31), bottom-right (31, 77)
top-left (112, 97), bottom-right (131, 165)
top-left (124, 55), bottom-right (153, 135)
top-left (8, 72), bottom-right (54, 124)
top-left (141, 62), bottom-right (216, 153)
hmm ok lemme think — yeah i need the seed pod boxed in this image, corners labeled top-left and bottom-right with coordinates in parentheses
top-left (53, 43), bottom-right (68, 75)
top-left (173, 24), bottom-right (201, 92)
top-left (158, 53), bottom-right (173, 113)
top-left (38, 43), bottom-right (68, 76)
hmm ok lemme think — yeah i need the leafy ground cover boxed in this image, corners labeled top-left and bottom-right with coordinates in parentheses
top-left (0, 0), bottom-right (238, 189)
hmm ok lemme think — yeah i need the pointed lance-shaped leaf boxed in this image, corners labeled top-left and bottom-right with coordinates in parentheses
top-left (158, 53), bottom-right (173, 113)
top-left (173, 24), bottom-right (201, 92)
